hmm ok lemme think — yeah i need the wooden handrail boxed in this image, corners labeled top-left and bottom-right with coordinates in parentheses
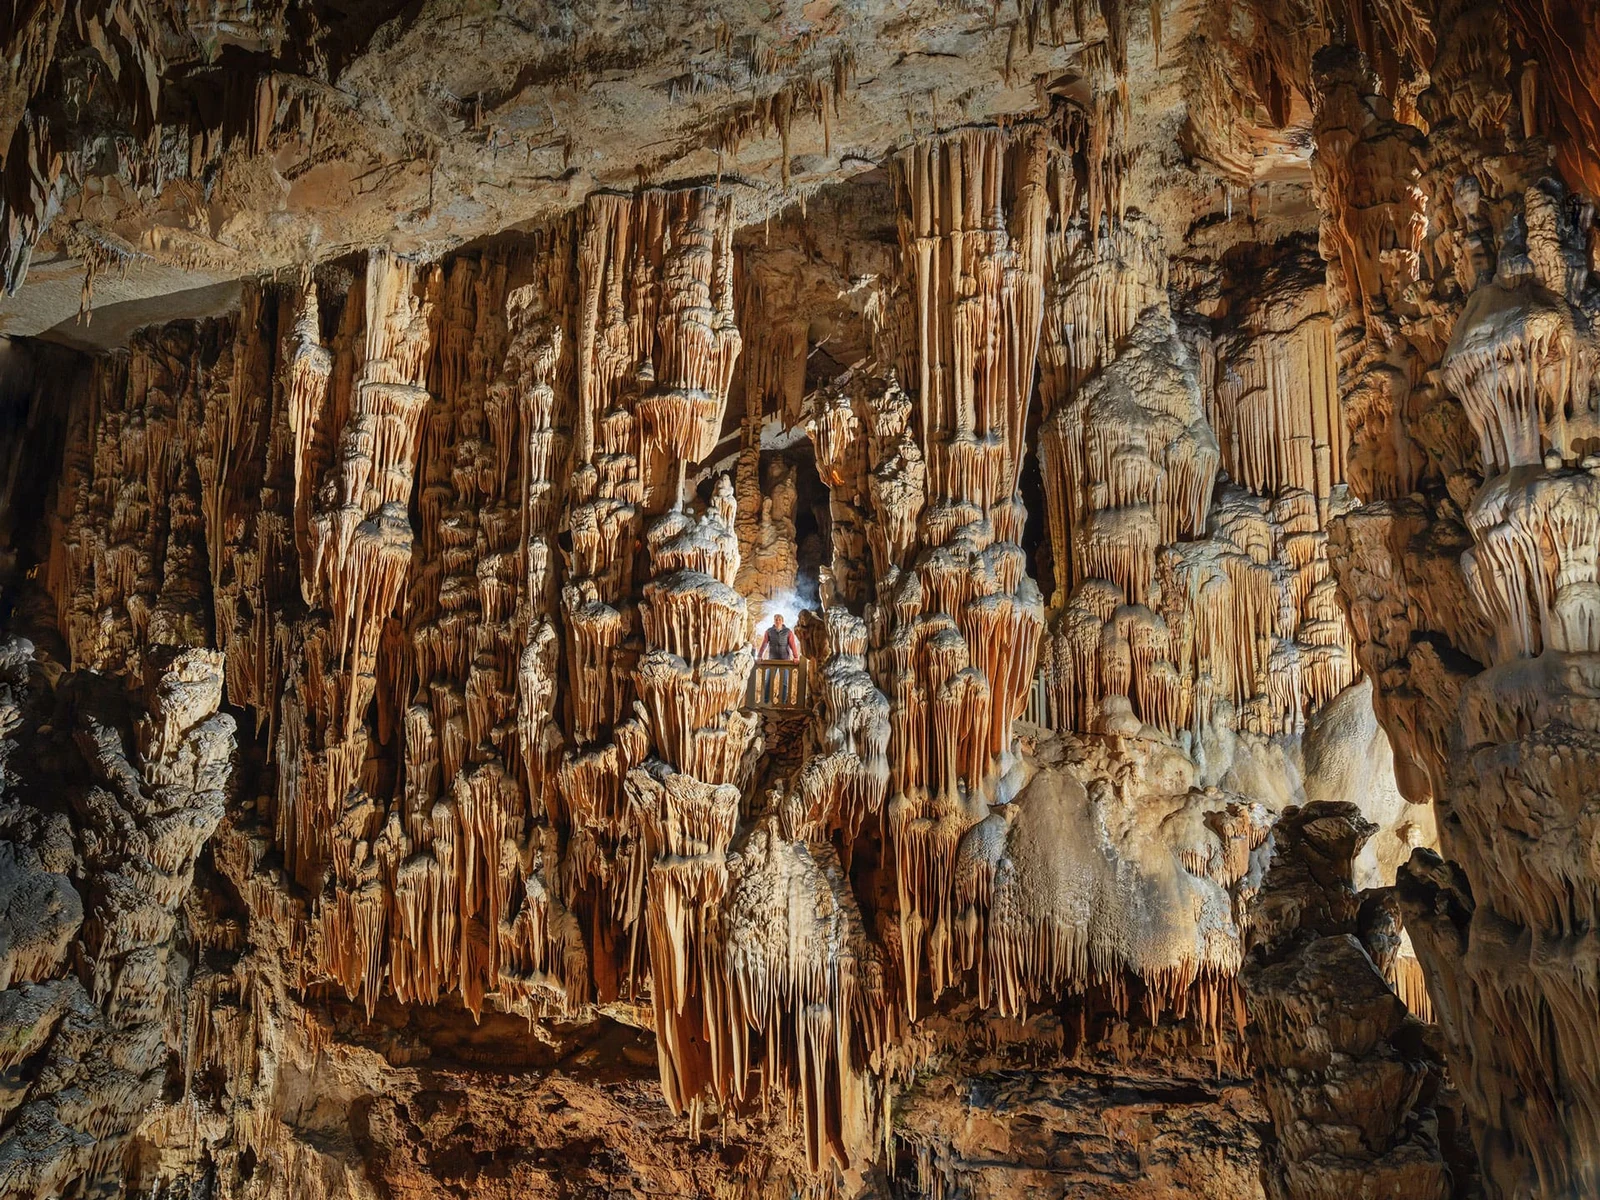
top-left (748, 659), bottom-right (808, 710)
top-left (1024, 670), bottom-right (1049, 727)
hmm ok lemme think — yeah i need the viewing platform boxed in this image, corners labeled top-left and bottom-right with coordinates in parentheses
top-left (747, 659), bottom-right (809, 711)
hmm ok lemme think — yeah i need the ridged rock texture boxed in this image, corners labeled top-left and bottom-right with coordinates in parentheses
top-left (0, 0), bottom-right (1597, 1197)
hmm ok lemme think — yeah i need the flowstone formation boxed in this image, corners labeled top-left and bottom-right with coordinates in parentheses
top-left (0, 0), bottom-right (1599, 1197)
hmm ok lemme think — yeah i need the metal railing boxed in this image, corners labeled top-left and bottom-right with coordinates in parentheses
top-left (748, 660), bottom-right (809, 710)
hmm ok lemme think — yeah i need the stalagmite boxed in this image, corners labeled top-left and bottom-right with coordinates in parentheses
top-left (720, 806), bottom-right (887, 1172)
top-left (953, 736), bottom-right (1262, 1030)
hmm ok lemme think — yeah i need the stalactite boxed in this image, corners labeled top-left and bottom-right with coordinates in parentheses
top-left (286, 278), bottom-right (335, 606)
top-left (738, 261), bottom-right (809, 432)
top-left (576, 188), bottom-right (742, 514)
top-left (733, 365), bottom-right (799, 633)
top-left (310, 249), bottom-right (437, 734)
top-left (809, 372), bottom-right (875, 606)
top-left (268, 250), bottom-right (442, 1016)
top-left (1038, 216), bottom-right (1168, 412)
top-left (1203, 254), bottom-right (1347, 523)
top-left (1051, 41), bottom-right (1138, 235)
top-left (1042, 308), bottom-right (1218, 602)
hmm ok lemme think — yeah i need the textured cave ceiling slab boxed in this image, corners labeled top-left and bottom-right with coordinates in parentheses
top-left (0, 0), bottom-right (1125, 318)
top-left (29, 277), bottom-right (245, 351)
top-left (0, 251), bottom-right (242, 345)
top-left (0, 0), bottom-right (1318, 331)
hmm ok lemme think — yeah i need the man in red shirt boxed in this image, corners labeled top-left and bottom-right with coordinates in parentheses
top-left (758, 613), bottom-right (800, 703)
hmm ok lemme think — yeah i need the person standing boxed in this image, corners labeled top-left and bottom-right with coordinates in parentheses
top-left (758, 613), bottom-right (800, 703)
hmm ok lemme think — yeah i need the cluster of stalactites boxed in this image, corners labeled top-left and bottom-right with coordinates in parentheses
top-left (1041, 580), bottom-right (1188, 736)
top-left (737, 263), bottom-right (809, 431)
top-left (1038, 215), bottom-right (1168, 409)
top-left (628, 759), bottom-right (742, 1116)
top-left (500, 281), bottom-right (575, 812)
top-left (732, 339), bottom-right (801, 632)
top-left (399, 261), bottom-right (584, 1019)
top-left (1032, 198), bottom-right (1361, 749)
top-left (1040, 308), bottom-right (1219, 607)
top-left (1310, 49), bottom-right (1428, 345)
top-left (897, 124), bottom-right (1049, 509)
top-left (1329, 16), bottom-right (1600, 1195)
top-left (305, 250), bottom-right (438, 737)
top-left (1035, 216), bottom-right (1215, 610)
top-left (632, 476), bottom-right (760, 785)
top-left (892, 122), bottom-right (1052, 752)
top-left (866, 125), bottom-right (1051, 1017)
top-left (286, 251), bottom-right (595, 1022)
top-left (937, 753), bottom-right (1264, 1063)
top-left (307, 761), bottom-right (551, 1019)
top-left (556, 190), bottom-right (742, 1004)
top-left (273, 251), bottom-right (439, 953)
top-left (1463, 461), bottom-right (1600, 662)
top-left (285, 278), bottom-right (336, 607)
top-left (1050, 38), bottom-right (1137, 238)
top-left (1435, 181), bottom-right (1600, 667)
top-left (600, 770), bottom-right (888, 1173)
top-left (46, 325), bottom-right (216, 680)
top-left (627, 474), bottom-right (765, 1123)
top-left (576, 187), bottom-right (742, 514)
top-left (1436, 181), bottom-right (1598, 462)
top-left (1308, 46), bottom-right (1429, 503)
top-left (1200, 273), bottom-right (1347, 525)
top-left (509, 291), bottom-right (589, 1012)
top-left (1040, 486), bottom-right (1356, 740)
